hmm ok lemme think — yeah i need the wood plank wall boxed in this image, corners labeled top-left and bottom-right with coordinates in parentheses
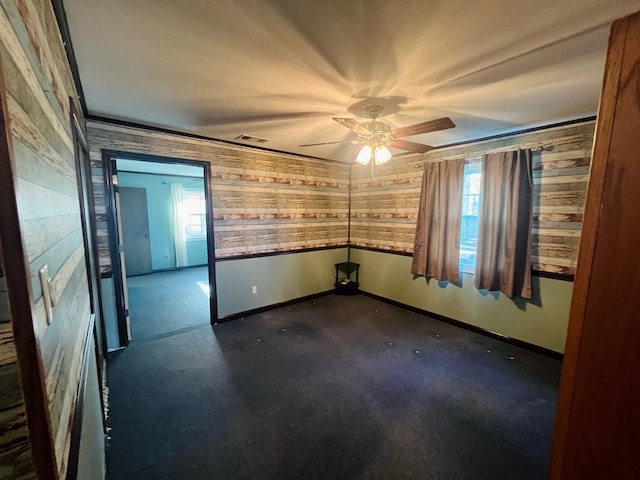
top-left (0, 247), bottom-right (35, 480)
top-left (0, 0), bottom-right (92, 477)
top-left (350, 121), bottom-right (595, 277)
top-left (86, 121), bottom-right (350, 273)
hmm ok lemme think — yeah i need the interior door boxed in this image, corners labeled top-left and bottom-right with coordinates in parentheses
top-left (113, 183), bottom-right (132, 343)
top-left (119, 187), bottom-right (153, 276)
top-left (71, 108), bottom-right (107, 421)
top-left (549, 10), bottom-right (640, 478)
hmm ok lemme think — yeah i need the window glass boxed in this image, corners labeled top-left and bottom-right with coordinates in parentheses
top-left (460, 162), bottom-right (481, 272)
top-left (182, 190), bottom-right (206, 238)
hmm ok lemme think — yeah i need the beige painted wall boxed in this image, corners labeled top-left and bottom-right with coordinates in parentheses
top-left (216, 248), bottom-right (348, 317)
top-left (350, 249), bottom-right (572, 353)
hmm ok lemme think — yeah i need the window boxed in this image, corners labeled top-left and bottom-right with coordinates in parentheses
top-left (460, 162), bottom-right (481, 272)
top-left (181, 190), bottom-right (206, 238)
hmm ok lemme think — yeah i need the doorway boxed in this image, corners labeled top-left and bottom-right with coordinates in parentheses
top-left (104, 151), bottom-right (217, 345)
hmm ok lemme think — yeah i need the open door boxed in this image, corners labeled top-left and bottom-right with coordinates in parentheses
top-left (549, 10), bottom-right (640, 478)
top-left (119, 187), bottom-right (153, 276)
top-left (104, 151), bottom-right (217, 346)
top-left (106, 167), bottom-right (132, 346)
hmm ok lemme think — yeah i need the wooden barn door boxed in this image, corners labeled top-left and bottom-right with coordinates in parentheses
top-left (549, 10), bottom-right (640, 479)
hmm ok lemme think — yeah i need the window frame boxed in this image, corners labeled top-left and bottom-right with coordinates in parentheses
top-left (459, 161), bottom-right (482, 274)
top-left (181, 189), bottom-right (207, 240)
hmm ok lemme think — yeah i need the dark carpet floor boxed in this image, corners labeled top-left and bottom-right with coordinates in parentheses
top-left (106, 294), bottom-right (561, 480)
top-left (126, 267), bottom-right (210, 341)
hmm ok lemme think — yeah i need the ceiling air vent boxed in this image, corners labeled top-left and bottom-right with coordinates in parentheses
top-left (235, 134), bottom-right (270, 143)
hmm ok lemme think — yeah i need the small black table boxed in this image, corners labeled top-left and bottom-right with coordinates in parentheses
top-left (334, 261), bottom-right (359, 295)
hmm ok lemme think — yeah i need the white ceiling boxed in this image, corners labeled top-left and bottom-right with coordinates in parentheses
top-left (63, 0), bottom-right (640, 162)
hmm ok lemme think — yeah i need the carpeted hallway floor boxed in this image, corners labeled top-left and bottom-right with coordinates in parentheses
top-left (126, 267), bottom-right (210, 341)
top-left (106, 294), bottom-right (561, 480)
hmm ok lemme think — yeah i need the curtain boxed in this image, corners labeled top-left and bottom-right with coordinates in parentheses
top-left (170, 183), bottom-right (188, 267)
top-left (411, 159), bottom-right (465, 282)
top-left (474, 149), bottom-right (533, 299)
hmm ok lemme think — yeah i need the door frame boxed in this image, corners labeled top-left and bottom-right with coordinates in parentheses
top-left (103, 150), bottom-right (218, 348)
top-left (70, 103), bottom-right (108, 428)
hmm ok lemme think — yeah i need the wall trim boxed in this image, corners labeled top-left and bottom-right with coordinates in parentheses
top-left (88, 115), bottom-right (343, 164)
top-left (359, 290), bottom-right (564, 360)
top-left (217, 290), bottom-right (334, 322)
top-left (65, 314), bottom-right (97, 480)
top-left (50, 0), bottom-right (87, 115)
top-left (351, 245), bottom-right (413, 257)
top-left (87, 115), bottom-right (595, 167)
top-left (98, 245), bottom-right (350, 275)
top-left (534, 270), bottom-right (575, 282)
top-left (216, 245), bottom-right (349, 262)
top-left (435, 116), bottom-right (596, 150)
top-left (349, 245), bottom-right (575, 281)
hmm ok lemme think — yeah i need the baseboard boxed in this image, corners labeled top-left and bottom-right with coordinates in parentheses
top-left (217, 290), bottom-right (334, 322)
top-left (148, 264), bottom-right (207, 274)
top-left (65, 314), bottom-right (96, 480)
top-left (359, 291), bottom-right (564, 361)
top-left (216, 289), bottom-right (563, 360)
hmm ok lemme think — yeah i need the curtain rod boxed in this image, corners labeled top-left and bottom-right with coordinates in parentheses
top-left (413, 145), bottom-right (551, 167)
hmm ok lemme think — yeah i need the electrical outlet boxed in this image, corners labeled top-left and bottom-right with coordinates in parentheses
top-left (251, 285), bottom-right (257, 295)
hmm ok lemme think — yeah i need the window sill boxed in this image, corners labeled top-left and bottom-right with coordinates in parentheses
top-left (459, 264), bottom-right (476, 275)
top-left (186, 235), bottom-right (207, 242)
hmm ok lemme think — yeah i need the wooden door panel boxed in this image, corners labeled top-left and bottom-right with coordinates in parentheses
top-left (549, 10), bottom-right (640, 479)
top-left (119, 186), bottom-right (153, 276)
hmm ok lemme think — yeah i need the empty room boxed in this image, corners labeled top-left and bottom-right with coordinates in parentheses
top-left (1, 1), bottom-right (640, 480)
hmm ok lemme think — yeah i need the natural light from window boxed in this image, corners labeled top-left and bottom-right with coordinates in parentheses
top-left (460, 162), bottom-right (481, 272)
top-left (181, 190), bottom-right (206, 238)
top-left (197, 280), bottom-right (210, 297)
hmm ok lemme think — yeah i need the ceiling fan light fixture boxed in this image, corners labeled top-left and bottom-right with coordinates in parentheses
top-left (374, 146), bottom-right (392, 165)
top-left (355, 145), bottom-right (392, 166)
top-left (356, 145), bottom-right (372, 165)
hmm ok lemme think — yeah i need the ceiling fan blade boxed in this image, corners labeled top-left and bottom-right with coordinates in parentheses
top-left (333, 117), bottom-right (372, 136)
top-left (299, 139), bottom-right (355, 147)
top-left (392, 117), bottom-right (455, 138)
top-left (390, 139), bottom-right (434, 154)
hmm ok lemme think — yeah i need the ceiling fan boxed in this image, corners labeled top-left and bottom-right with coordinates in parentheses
top-left (300, 104), bottom-right (455, 166)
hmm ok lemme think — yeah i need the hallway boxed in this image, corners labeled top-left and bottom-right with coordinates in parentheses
top-left (126, 267), bottom-right (210, 341)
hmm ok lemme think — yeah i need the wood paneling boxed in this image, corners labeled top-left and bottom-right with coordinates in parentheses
top-left (89, 121), bottom-right (592, 278)
top-left (350, 121), bottom-right (594, 277)
top-left (549, 11), bottom-right (640, 478)
top-left (1, 0), bottom-right (94, 477)
top-left (87, 121), bottom-right (350, 272)
top-left (0, 252), bottom-right (36, 480)
top-left (0, 56), bottom-right (51, 480)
